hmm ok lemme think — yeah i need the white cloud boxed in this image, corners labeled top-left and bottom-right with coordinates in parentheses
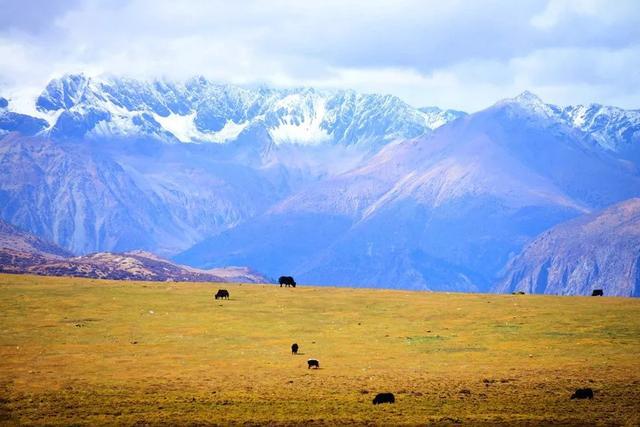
top-left (0, 0), bottom-right (638, 111)
top-left (531, 0), bottom-right (600, 29)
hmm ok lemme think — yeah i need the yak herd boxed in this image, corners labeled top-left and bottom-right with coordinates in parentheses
top-left (212, 275), bottom-right (598, 405)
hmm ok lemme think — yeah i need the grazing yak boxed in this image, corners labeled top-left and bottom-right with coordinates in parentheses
top-left (279, 276), bottom-right (296, 287)
top-left (372, 393), bottom-right (395, 405)
top-left (592, 289), bottom-right (604, 296)
top-left (307, 359), bottom-right (319, 369)
top-left (571, 388), bottom-right (594, 399)
top-left (215, 289), bottom-right (229, 300)
top-left (291, 343), bottom-right (299, 355)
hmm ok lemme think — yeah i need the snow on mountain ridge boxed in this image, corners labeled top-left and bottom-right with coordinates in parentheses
top-left (152, 112), bottom-right (248, 143)
top-left (266, 91), bottom-right (332, 145)
top-left (492, 91), bottom-right (640, 154)
top-left (497, 90), bottom-right (560, 120)
top-left (418, 106), bottom-right (467, 129)
top-left (30, 74), bottom-right (436, 146)
top-left (6, 75), bottom-right (636, 153)
top-left (561, 104), bottom-right (640, 152)
top-left (3, 75), bottom-right (638, 173)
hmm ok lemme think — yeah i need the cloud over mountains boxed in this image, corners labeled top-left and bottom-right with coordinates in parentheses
top-left (1, 0), bottom-right (639, 111)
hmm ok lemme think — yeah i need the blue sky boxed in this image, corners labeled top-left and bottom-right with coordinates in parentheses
top-left (0, 0), bottom-right (639, 111)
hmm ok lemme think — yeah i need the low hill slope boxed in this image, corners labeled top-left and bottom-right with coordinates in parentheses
top-left (0, 219), bottom-right (71, 258)
top-left (0, 219), bottom-right (267, 283)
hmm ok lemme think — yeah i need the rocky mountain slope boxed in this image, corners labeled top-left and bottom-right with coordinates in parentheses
top-left (177, 92), bottom-right (640, 291)
top-left (0, 75), bottom-right (468, 255)
top-left (1, 75), bottom-right (640, 293)
top-left (0, 219), bottom-right (267, 283)
top-left (0, 132), bottom-right (284, 254)
top-left (494, 198), bottom-right (640, 297)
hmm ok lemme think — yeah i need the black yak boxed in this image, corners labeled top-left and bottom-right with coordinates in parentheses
top-left (372, 393), bottom-right (395, 404)
top-left (291, 343), bottom-right (299, 355)
top-left (307, 359), bottom-right (319, 369)
top-left (279, 276), bottom-right (296, 287)
top-left (571, 388), bottom-right (594, 399)
top-left (215, 289), bottom-right (229, 300)
top-left (592, 289), bottom-right (604, 296)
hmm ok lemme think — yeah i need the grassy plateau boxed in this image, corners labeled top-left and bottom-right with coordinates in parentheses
top-left (0, 273), bottom-right (639, 425)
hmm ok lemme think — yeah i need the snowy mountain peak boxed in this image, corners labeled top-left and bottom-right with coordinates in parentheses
top-left (419, 106), bottom-right (467, 129)
top-left (496, 91), bottom-right (560, 120)
top-left (37, 73), bottom-right (91, 111)
top-left (513, 90), bottom-right (544, 105)
top-left (498, 92), bottom-right (639, 153)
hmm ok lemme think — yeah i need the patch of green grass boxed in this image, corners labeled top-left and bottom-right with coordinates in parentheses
top-left (405, 335), bottom-right (447, 343)
top-left (0, 273), bottom-right (639, 425)
top-left (434, 346), bottom-right (488, 353)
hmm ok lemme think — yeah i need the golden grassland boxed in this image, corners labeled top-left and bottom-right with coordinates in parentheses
top-left (0, 273), bottom-right (639, 426)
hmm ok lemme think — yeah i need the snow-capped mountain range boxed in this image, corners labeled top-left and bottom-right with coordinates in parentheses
top-left (4, 77), bottom-right (638, 156)
top-left (1, 75), bottom-right (639, 294)
top-left (7, 74), bottom-right (450, 146)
